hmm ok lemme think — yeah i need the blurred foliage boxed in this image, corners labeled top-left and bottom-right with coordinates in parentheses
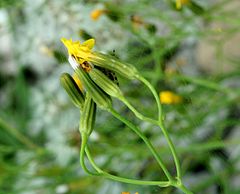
top-left (0, 0), bottom-right (240, 193)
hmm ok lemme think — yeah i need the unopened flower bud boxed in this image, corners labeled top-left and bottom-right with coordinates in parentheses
top-left (72, 58), bottom-right (112, 110)
top-left (60, 73), bottom-right (85, 109)
top-left (89, 68), bottom-right (123, 98)
top-left (91, 52), bottom-right (139, 80)
top-left (79, 94), bottom-right (96, 136)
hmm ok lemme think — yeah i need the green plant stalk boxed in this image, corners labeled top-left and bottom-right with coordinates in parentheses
top-left (173, 74), bottom-right (230, 94)
top-left (119, 96), bottom-right (159, 125)
top-left (85, 146), bottom-right (170, 187)
top-left (137, 75), bottom-right (182, 179)
top-left (159, 122), bottom-right (182, 178)
top-left (80, 133), bottom-right (100, 176)
top-left (109, 107), bottom-right (173, 182)
top-left (136, 75), bottom-right (163, 120)
top-left (151, 46), bottom-right (164, 87)
top-left (177, 183), bottom-right (194, 194)
top-left (84, 131), bottom-right (193, 193)
top-left (80, 133), bottom-right (171, 186)
top-left (0, 117), bottom-right (38, 150)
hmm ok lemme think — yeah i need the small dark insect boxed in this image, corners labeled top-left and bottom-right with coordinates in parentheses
top-left (81, 61), bottom-right (92, 72)
top-left (72, 53), bottom-right (119, 85)
top-left (94, 49), bottom-right (119, 85)
top-left (95, 66), bottom-right (119, 86)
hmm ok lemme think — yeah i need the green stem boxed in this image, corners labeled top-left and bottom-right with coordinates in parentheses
top-left (84, 146), bottom-right (102, 173)
top-left (79, 133), bottom-right (100, 176)
top-left (152, 46), bottom-right (163, 87)
top-left (0, 117), bottom-right (38, 150)
top-left (177, 183), bottom-right (194, 194)
top-left (159, 122), bottom-right (182, 179)
top-left (109, 107), bottom-right (173, 182)
top-left (85, 146), bottom-right (170, 187)
top-left (174, 75), bottom-right (230, 94)
top-left (136, 75), bottom-right (163, 120)
top-left (137, 75), bottom-right (182, 179)
top-left (119, 96), bottom-right (159, 125)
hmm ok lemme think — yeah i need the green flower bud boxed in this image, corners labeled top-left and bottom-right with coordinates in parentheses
top-left (79, 94), bottom-right (96, 136)
top-left (91, 52), bottom-right (139, 80)
top-left (75, 64), bottom-right (112, 110)
top-left (60, 73), bottom-right (85, 109)
top-left (89, 67), bottom-right (123, 99)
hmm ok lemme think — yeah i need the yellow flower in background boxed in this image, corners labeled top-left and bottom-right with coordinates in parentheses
top-left (90, 9), bottom-right (105, 21)
top-left (61, 38), bottom-right (95, 69)
top-left (176, 0), bottom-right (190, 9)
top-left (160, 91), bottom-right (183, 104)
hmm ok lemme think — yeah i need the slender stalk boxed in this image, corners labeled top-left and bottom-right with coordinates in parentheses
top-left (109, 107), bottom-right (173, 182)
top-left (85, 146), bottom-right (170, 187)
top-left (158, 122), bottom-right (182, 179)
top-left (137, 75), bottom-right (163, 120)
top-left (0, 117), bottom-right (38, 149)
top-left (174, 74), bottom-right (230, 94)
top-left (137, 75), bottom-right (182, 179)
top-left (84, 146), bottom-right (102, 173)
top-left (177, 184), bottom-right (194, 194)
top-left (80, 133), bottom-right (100, 176)
top-left (119, 96), bottom-right (159, 125)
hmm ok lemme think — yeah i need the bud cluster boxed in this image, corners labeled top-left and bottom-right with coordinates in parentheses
top-left (60, 38), bottom-right (146, 147)
top-left (59, 38), bottom-right (186, 193)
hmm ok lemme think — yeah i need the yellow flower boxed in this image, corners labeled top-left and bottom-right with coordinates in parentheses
top-left (90, 9), bottom-right (105, 21)
top-left (176, 0), bottom-right (190, 9)
top-left (61, 37), bottom-right (139, 79)
top-left (160, 91), bottom-right (183, 104)
top-left (61, 38), bottom-right (95, 69)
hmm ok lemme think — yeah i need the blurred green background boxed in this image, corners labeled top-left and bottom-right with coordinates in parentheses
top-left (0, 0), bottom-right (240, 193)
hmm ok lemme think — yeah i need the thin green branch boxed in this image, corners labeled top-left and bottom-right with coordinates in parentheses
top-left (137, 75), bottom-right (182, 179)
top-left (109, 107), bottom-right (173, 182)
top-left (136, 75), bottom-right (163, 121)
top-left (119, 96), bottom-right (159, 125)
top-left (0, 117), bottom-right (38, 149)
top-left (85, 146), bottom-right (170, 187)
top-left (79, 133), bottom-right (100, 176)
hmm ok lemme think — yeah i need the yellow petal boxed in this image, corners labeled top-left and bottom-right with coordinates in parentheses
top-left (82, 39), bottom-right (95, 50)
top-left (176, 0), bottom-right (190, 9)
top-left (61, 37), bottom-right (95, 66)
top-left (90, 9), bottom-right (105, 21)
top-left (61, 38), bottom-right (81, 56)
top-left (176, 0), bottom-right (182, 9)
top-left (160, 91), bottom-right (182, 104)
top-left (61, 38), bottom-right (69, 48)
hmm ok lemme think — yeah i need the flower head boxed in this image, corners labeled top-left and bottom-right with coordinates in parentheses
top-left (61, 38), bottom-right (139, 79)
top-left (176, 0), bottom-right (190, 9)
top-left (90, 9), bottom-right (106, 21)
top-left (160, 91), bottom-right (182, 104)
top-left (61, 38), bottom-right (95, 69)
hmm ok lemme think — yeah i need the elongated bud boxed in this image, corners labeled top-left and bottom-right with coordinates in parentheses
top-left (60, 73), bottom-right (85, 109)
top-left (79, 94), bottom-right (96, 136)
top-left (89, 68), bottom-right (123, 98)
top-left (72, 62), bottom-right (112, 110)
top-left (91, 52), bottom-right (139, 80)
top-left (72, 72), bottom-right (84, 92)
